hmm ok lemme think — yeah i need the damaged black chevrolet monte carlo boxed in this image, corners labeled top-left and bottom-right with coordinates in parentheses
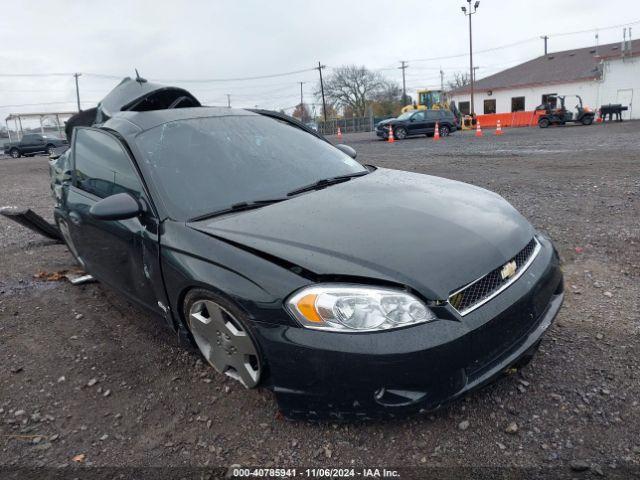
top-left (50, 78), bottom-right (563, 418)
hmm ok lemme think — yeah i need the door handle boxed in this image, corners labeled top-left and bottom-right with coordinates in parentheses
top-left (69, 211), bottom-right (82, 226)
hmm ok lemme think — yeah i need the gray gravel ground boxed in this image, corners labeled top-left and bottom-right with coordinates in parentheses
top-left (1, 121), bottom-right (639, 477)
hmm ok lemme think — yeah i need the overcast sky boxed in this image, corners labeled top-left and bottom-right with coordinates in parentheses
top-left (1, 0), bottom-right (638, 126)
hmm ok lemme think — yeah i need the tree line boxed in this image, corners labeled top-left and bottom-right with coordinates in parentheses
top-left (291, 65), bottom-right (470, 123)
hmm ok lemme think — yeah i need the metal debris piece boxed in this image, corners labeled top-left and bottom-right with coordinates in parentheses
top-left (33, 269), bottom-right (96, 286)
top-left (66, 273), bottom-right (96, 285)
top-left (0, 207), bottom-right (63, 242)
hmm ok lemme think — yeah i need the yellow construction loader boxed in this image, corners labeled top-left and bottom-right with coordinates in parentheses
top-left (401, 89), bottom-right (449, 113)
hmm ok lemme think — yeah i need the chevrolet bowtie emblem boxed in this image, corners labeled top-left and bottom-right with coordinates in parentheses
top-left (500, 260), bottom-right (517, 280)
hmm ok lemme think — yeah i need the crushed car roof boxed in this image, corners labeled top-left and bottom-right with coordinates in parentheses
top-left (104, 107), bottom-right (257, 133)
top-left (98, 77), bottom-right (200, 118)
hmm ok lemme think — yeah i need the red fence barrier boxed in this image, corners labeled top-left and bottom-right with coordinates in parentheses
top-left (475, 111), bottom-right (545, 128)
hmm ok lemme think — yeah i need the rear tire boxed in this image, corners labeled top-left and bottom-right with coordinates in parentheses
top-left (183, 289), bottom-right (263, 389)
top-left (10, 148), bottom-right (20, 158)
top-left (538, 118), bottom-right (550, 129)
top-left (439, 125), bottom-right (450, 137)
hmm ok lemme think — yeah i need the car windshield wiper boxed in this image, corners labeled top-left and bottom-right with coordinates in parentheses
top-left (189, 198), bottom-right (288, 222)
top-left (286, 171), bottom-right (370, 197)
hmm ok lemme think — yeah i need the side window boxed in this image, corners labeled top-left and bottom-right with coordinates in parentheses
top-left (23, 134), bottom-right (37, 142)
top-left (411, 111), bottom-right (426, 122)
top-left (73, 129), bottom-right (143, 199)
top-left (426, 110), bottom-right (440, 121)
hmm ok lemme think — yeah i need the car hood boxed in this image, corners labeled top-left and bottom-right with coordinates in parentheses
top-left (376, 118), bottom-right (396, 127)
top-left (189, 168), bottom-right (534, 299)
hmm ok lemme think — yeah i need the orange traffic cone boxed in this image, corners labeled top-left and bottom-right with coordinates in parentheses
top-left (495, 120), bottom-right (504, 135)
top-left (475, 121), bottom-right (483, 137)
top-left (433, 121), bottom-right (440, 141)
top-left (597, 114), bottom-right (603, 123)
top-left (387, 124), bottom-right (395, 143)
top-left (337, 127), bottom-right (343, 141)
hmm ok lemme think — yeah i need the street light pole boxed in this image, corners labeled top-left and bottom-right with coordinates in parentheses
top-left (73, 73), bottom-right (82, 112)
top-left (461, 1), bottom-right (480, 116)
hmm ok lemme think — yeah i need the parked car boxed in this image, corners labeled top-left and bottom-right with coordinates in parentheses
top-left (304, 121), bottom-right (319, 132)
top-left (51, 79), bottom-right (563, 418)
top-left (4, 133), bottom-right (68, 158)
top-left (376, 109), bottom-right (458, 140)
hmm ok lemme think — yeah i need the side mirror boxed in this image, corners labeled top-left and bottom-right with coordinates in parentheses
top-left (335, 144), bottom-right (357, 159)
top-left (90, 193), bottom-right (142, 221)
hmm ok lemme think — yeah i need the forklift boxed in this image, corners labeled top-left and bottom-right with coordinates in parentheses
top-left (537, 95), bottom-right (595, 128)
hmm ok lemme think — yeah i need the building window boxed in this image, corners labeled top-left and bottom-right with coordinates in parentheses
top-left (459, 101), bottom-right (470, 115)
top-left (541, 94), bottom-right (557, 109)
top-left (483, 99), bottom-right (496, 114)
top-left (511, 97), bottom-right (525, 112)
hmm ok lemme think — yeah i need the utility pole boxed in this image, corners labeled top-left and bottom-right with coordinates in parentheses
top-left (399, 61), bottom-right (408, 106)
top-left (298, 81), bottom-right (306, 121)
top-left (473, 66), bottom-right (480, 83)
top-left (540, 35), bottom-right (549, 55)
top-left (439, 68), bottom-right (444, 92)
top-left (73, 73), bottom-right (82, 112)
top-left (226, 94), bottom-right (231, 108)
top-left (316, 61), bottom-right (327, 122)
top-left (461, 0), bottom-right (480, 116)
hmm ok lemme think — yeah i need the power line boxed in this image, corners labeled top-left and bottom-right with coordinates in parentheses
top-left (152, 67), bottom-right (316, 84)
top-left (3, 16), bottom-right (638, 86)
top-left (0, 100), bottom-right (97, 108)
top-left (409, 18), bottom-right (640, 63)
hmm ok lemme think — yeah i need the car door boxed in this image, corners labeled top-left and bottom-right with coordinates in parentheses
top-left (21, 134), bottom-right (38, 154)
top-left (63, 127), bottom-right (164, 315)
top-left (33, 134), bottom-right (46, 153)
top-left (407, 111), bottom-right (428, 135)
top-left (425, 110), bottom-right (440, 134)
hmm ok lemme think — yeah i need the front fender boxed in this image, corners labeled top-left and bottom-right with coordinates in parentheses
top-left (159, 220), bottom-right (309, 331)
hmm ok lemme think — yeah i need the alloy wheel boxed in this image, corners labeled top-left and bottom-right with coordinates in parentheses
top-left (188, 299), bottom-right (261, 388)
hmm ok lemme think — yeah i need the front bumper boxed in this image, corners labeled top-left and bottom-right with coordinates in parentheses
top-left (253, 236), bottom-right (563, 418)
top-left (375, 126), bottom-right (390, 138)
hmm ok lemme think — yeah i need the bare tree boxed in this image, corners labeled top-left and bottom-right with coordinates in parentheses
top-left (446, 72), bottom-right (471, 92)
top-left (316, 65), bottom-right (386, 117)
top-left (370, 80), bottom-right (405, 117)
top-left (292, 103), bottom-right (312, 123)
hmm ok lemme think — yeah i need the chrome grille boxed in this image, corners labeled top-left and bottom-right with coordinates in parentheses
top-left (449, 238), bottom-right (540, 316)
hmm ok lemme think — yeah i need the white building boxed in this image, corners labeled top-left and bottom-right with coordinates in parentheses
top-left (449, 39), bottom-right (640, 120)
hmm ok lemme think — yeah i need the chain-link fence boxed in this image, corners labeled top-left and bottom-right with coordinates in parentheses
top-left (317, 115), bottom-right (394, 136)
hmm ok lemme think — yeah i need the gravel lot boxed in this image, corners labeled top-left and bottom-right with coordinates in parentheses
top-left (1, 122), bottom-right (639, 477)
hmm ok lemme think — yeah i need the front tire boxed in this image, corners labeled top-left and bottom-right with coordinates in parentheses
top-left (394, 127), bottom-right (407, 140)
top-left (46, 144), bottom-right (56, 155)
top-left (439, 125), bottom-right (450, 137)
top-left (538, 118), bottom-right (550, 129)
top-left (183, 289), bottom-right (263, 388)
top-left (581, 116), bottom-right (593, 126)
top-left (10, 148), bottom-right (20, 158)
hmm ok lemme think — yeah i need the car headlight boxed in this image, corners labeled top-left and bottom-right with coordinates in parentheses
top-left (286, 284), bottom-right (436, 332)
